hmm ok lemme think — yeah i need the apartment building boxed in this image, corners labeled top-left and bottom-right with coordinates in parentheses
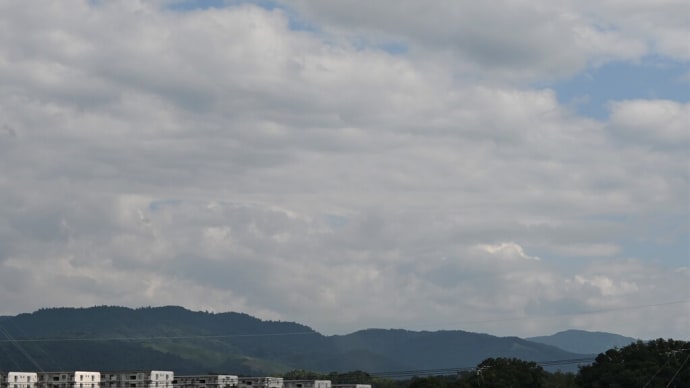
top-left (237, 377), bottom-right (282, 388)
top-left (174, 375), bottom-right (238, 388)
top-left (332, 385), bottom-right (371, 388)
top-left (101, 371), bottom-right (173, 388)
top-left (283, 380), bottom-right (330, 388)
top-left (39, 372), bottom-right (100, 388)
top-left (1, 372), bottom-right (38, 388)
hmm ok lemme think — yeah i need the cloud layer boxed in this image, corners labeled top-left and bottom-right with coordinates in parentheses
top-left (0, 0), bottom-right (688, 340)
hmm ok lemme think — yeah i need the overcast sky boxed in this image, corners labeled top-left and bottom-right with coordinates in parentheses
top-left (0, 0), bottom-right (688, 340)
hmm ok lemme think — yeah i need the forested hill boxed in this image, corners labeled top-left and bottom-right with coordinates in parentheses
top-left (527, 329), bottom-right (638, 354)
top-left (332, 329), bottom-right (586, 370)
top-left (0, 306), bottom-right (587, 374)
top-left (7, 306), bottom-right (315, 339)
top-left (0, 306), bottom-right (330, 374)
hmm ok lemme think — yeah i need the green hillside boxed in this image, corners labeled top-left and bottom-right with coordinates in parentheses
top-left (332, 329), bottom-right (585, 370)
top-left (0, 306), bottom-right (587, 374)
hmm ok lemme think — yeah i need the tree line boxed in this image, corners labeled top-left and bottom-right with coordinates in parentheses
top-left (284, 338), bottom-right (689, 388)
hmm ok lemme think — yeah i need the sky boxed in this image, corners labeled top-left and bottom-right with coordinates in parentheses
top-left (0, 0), bottom-right (688, 341)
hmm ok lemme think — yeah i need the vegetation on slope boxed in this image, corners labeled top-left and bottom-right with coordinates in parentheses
top-left (1, 305), bottom-right (686, 387)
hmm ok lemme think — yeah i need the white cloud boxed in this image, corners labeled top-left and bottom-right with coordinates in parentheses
top-left (475, 242), bottom-right (541, 261)
top-left (574, 274), bottom-right (639, 297)
top-left (581, 0), bottom-right (690, 61)
top-left (608, 100), bottom-right (690, 145)
top-left (0, 1), bottom-right (686, 340)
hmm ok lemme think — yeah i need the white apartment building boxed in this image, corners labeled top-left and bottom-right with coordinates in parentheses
top-left (39, 372), bottom-right (100, 388)
top-left (237, 377), bottom-right (283, 388)
top-left (2, 372), bottom-right (38, 388)
top-left (283, 380), bottom-right (330, 388)
top-left (174, 375), bottom-right (238, 388)
top-left (332, 385), bottom-right (371, 388)
top-left (101, 371), bottom-right (173, 388)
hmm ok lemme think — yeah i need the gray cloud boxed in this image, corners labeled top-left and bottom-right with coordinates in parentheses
top-left (286, 0), bottom-right (648, 80)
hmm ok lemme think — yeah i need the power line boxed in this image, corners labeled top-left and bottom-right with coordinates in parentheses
top-left (370, 357), bottom-right (596, 378)
top-left (1, 299), bottom-right (686, 344)
top-left (665, 351), bottom-right (690, 388)
top-left (641, 348), bottom-right (690, 388)
top-left (0, 324), bottom-right (45, 372)
top-left (0, 331), bottom-right (320, 343)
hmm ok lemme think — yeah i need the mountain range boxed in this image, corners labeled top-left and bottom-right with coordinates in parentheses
top-left (0, 306), bottom-right (633, 375)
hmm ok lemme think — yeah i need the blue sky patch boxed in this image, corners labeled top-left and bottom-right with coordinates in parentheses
top-left (167, 0), bottom-right (229, 11)
top-left (325, 214), bottom-right (349, 229)
top-left (547, 58), bottom-right (690, 120)
top-left (377, 41), bottom-right (408, 55)
top-left (149, 199), bottom-right (183, 211)
top-left (167, 0), bottom-right (317, 32)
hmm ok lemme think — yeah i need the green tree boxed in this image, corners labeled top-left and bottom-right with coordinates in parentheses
top-left (327, 370), bottom-right (376, 384)
top-left (465, 357), bottom-right (547, 387)
top-left (543, 371), bottom-right (576, 388)
top-left (408, 376), bottom-right (449, 388)
top-left (283, 369), bottom-right (327, 380)
top-left (576, 338), bottom-right (690, 388)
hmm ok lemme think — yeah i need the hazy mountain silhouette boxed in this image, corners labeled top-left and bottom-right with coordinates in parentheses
top-left (0, 306), bottom-right (590, 374)
top-left (526, 329), bottom-right (637, 354)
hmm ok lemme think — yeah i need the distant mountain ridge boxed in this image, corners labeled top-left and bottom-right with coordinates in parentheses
top-left (0, 306), bottom-right (593, 374)
top-left (527, 329), bottom-right (638, 355)
top-left (331, 329), bottom-right (586, 370)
